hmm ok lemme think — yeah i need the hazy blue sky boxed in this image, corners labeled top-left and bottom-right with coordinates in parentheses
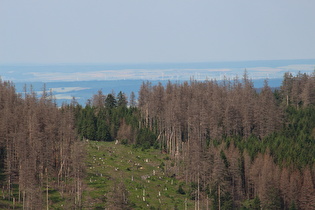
top-left (1, 0), bottom-right (314, 64)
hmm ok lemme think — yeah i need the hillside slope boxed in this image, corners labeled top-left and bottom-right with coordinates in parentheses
top-left (83, 141), bottom-right (194, 209)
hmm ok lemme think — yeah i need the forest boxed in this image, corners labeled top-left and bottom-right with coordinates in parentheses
top-left (134, 71), bottom-right (315, 209)
top-left (0, 82), bottom-right (84, 209)
top-left (0, 71), bottom-right (315, 209)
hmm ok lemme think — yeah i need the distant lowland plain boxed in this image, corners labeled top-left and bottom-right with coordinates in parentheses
top-left (1, 59), bottom-right (314, 106)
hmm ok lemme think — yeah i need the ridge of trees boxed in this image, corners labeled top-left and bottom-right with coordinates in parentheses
top-left (136, 71), bottom-right (315, 209)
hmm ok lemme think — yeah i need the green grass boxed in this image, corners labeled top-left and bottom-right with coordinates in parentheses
top-left (82, 141), bottom-right (194, 209)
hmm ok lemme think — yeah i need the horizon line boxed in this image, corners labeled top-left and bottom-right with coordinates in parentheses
top-left (1, 58), bottom-right (315, 66)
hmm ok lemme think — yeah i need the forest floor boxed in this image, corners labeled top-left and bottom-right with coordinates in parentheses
top-left (82, 141), bottom-right (194, 209)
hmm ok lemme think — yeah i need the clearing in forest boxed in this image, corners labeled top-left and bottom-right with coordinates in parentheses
top-left (82, 141), bottom-right (193, 209)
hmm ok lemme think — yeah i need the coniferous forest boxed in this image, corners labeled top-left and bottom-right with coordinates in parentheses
top-left (0, 71), bottom-right (315, 209)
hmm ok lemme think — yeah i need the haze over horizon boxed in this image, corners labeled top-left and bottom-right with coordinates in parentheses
top-left (1, 59), bottom-right (314, 83)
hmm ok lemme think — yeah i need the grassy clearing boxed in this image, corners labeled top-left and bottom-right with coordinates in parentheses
top-left (83, 141), bottom-right (194, 209)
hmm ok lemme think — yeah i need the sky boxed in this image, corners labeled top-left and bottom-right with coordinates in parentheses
top-left (0, 0), bottom-right (315, 64)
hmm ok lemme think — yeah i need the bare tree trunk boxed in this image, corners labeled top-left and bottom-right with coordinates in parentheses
top-left (23, 191), bottom-right (25, 210)
top-left (197, 171), bottom-right (200, 210)
top-left (207, 194), bottom-right (209, 210)
top-left (46, 168), bottom-right (49, 210)
top-left (218, 184), bottom-right (221, 210)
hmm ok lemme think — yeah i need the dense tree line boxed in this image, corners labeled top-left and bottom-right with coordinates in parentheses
top-left (74, 90), bottom-right (156, 148)
top-left (0, 80), bottom-right (84, 209)
top-left (138, 71), bottom-right (282, 154)
top-left (137, 71), bottom-right (315, 209)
